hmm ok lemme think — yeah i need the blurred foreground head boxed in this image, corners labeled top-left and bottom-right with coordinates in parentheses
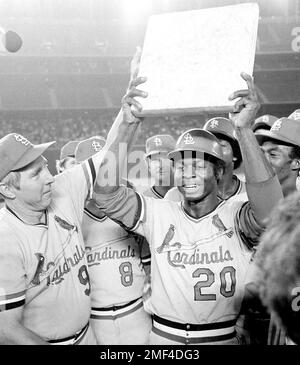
top-left (256, 191), bottom-right (300, 344)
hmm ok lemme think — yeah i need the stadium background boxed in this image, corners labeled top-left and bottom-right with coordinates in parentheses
top-left (0, 0), bottom-right (299, 176)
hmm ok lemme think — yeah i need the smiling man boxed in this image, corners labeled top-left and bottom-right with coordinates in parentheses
top-left (255, 117), bottom-right (300, 197)
top-left (92, 69), bottom-right (283, 345)
top-left (0, 49), bottom-right (143, 344)
top-left (0, 133), bottom-right (99, 344)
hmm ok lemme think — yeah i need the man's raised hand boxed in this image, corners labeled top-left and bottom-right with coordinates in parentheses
top-left (228, 72), bottom-right (260, 129)
top-left (122, 47), bottom-right (148, 124)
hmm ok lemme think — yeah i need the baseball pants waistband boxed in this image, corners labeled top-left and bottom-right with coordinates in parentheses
top-left (91, 297), bottom-right (143, 320)
top-left (152, 315), bottom-right (237, 344)
top-left (48, 322), bottom-right (89, 345)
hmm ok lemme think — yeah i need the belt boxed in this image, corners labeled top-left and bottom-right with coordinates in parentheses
top-left (91, 297), bottom-right (143, 320)
top-left (48, 322), bottom-right (89, 345)
top-left (152, 315), bottom-right (237, 344)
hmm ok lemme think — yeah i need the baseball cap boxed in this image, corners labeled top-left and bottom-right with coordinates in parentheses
top-left (203, 117), bottom-right (242, 168)
top-left (252, 115), bottom-right (278, 132)
top-left (168, 128), bottom-right (225, 162)
top-left (288, 109), bottom-right (300, 121)
top-left (75, 136), bottom-right (106, 162)
top-left (204, 117), bottom-right (237, 141)
top-left (255, 118), bottom-right (300, 147)
top-left (0, 133), bottom-right (55, 181)
top-left (59, 140), bottom-right (80, 160)
top-left (145, 134), bottom-right (176, 158)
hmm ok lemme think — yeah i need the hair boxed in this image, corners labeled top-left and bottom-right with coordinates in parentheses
top-left (0, 171), bottom-right (21, 190)
top-left (255, 191), bottom-right (300, 344)
top-left (289, 145), bottom-right (300, 161)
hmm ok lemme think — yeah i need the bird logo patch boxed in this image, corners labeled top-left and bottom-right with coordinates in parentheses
top-left (212, 214), bottom-right (233, 238)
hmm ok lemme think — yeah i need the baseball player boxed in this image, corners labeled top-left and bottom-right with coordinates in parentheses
top-left (137, 134), bottom-right (176, 311)
top-left (56, 140), bottom-right (80, 174)
top-left (92, 70), bottom-right (283, 344)
top-left (165, 117), bottom-right (245, 202)
top-left (244, 117), bottom-right (300, 344)
top-left (255, 117), bottom-right (300, 197)
top-left (75, 136), bottom-right (152, 345)
top-left (0, 133), bottom-right (100, 344)
top-left (0, 48), bottom-right (143, 345)
top-left (142, 135), bottom-right (175, 198)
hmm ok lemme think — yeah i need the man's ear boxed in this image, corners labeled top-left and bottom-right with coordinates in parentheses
top-left (56, 160), bottom-right (63, 174)
top-left (290, 159), bottom-right (300, 171)
top-left (0, 183), bottom-right (16, 199)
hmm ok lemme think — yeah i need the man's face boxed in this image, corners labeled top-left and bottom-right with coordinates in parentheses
top-left (260, 140), bottom-right (294, 184)
top-left (147, 152), bottom-right (173, 186)
top-left (174, 157), bottom-right (217, 201)
top-left (13, 156), bottom-right (54, 212)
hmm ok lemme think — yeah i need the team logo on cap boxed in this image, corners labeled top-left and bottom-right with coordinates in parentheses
top-left (91, 140), bottom-right (103, 152)
top-left (262, 115), bottom-right (269, 123)
top-left (154, 137), bottom-right (162, 147)
top-left (209, 119), bottom-right (219, 128)
top-left (271, 120), bottom-right (282, 132)
top-left (184, 133), bottom-right (195, 145)
top-left (14, 134), bottom-right (32, 147)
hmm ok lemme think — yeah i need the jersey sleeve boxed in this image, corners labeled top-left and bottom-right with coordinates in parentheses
top-left (93, 185), bottom-right (143, 230)
top-left (54, 156), bottom-right (99, 221)
top-left (235, 201), bottom-right (264, 248)
top-left (0, 233), bottom-right (26, 312)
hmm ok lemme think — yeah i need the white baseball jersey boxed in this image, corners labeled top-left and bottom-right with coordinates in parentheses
top-left (95, 187), bottom-right (262, 328)
top-left (82, 209), bottom-right (148, 308)
top-left (0, 157), bottom-right (100, 342)
top-left (143, 186), bottom-right (165, 199)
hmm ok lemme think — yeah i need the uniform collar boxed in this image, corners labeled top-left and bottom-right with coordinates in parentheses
top-left (6, 205), bottom-right (48, 228)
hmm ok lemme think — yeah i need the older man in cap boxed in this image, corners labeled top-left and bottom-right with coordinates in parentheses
top-left (92, 68), bottom-right (283, 344)
top-left (0, 133), bottom-right (102, 344)
top-left (0, 48), bottom-right (143, 344)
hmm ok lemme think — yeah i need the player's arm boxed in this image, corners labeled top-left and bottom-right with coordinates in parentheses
top-left (0, 308), bottom-right (49, 345)
top-left (92, 49), bottom-right (148, 226)
top-left (90, 47), bottom-right (145, 178)
top-left (229, 72), bottom-right (283, 243)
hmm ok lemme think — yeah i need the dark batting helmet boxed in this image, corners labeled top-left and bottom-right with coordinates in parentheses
top-left (168, 128), bottom-right (225, 163)
top-left (203, 117), bottom-right (242, 169)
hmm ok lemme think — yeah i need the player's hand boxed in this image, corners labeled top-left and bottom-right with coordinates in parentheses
top-left (228, 72), bottom-right (260, 129)
top-left (122, 47), bottom-right (148, 124)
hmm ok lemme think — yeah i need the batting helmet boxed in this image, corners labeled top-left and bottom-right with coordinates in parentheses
top-left (168, 128), bottom-right (225, 163)
top-left (203, 117), bottom-right (242, 169)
